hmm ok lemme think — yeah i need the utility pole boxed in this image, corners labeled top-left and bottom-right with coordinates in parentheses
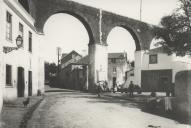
top-left (140, 0), bottom-right (142, 21)
top-left (56, 47), bottom-right (62, 73)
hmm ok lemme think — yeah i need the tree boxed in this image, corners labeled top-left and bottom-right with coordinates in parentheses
top-left (44, 62), bottom-right (57, 83)
top-left (154, 0), bottom-right (191, 56)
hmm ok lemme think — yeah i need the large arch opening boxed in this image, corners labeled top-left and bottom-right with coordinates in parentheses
top-left (42, 13), bottom-right (90, 89)
top-left (106, 26), bottom-right (136, 89)
top-left (42, 13), bottom-right (89, 62)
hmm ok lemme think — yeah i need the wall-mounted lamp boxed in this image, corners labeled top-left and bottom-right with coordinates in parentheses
top-left (3, 35), bottom-right (23, 53)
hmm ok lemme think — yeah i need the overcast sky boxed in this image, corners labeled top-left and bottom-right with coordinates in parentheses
top-left (41, 0), bottom-right (179, 63)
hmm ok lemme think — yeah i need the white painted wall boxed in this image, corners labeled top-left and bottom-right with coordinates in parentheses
top-left (108, 58), bottom-right (129, 89)
top-left (134, 50), bottom-right (191, 86)
top-left (0, 0), bottom-right (44, 101)
top-left (0, 0), bottom-right (4, 112)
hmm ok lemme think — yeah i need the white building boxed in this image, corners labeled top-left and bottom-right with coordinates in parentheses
top-left (108, 53), bottom-right (131, 89)
top-left (134, 47), bottom-right (191, 91)
top-left (0, 0), bottom-right (44, 102)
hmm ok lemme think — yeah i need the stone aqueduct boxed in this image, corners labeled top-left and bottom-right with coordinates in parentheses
top-left (29, 0), bottom-right (156, 91)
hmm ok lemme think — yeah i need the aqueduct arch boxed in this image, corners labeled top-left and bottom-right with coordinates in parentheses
top-left (28, 0), bottom-right (157, 91)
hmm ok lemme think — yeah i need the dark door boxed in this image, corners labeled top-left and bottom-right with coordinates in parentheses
top-left (112, 77), bottom-right (116, 88)
top-left (28, 71), bottom-right (32, 96)
top-left (141, 69), bottom-right (172, 92)
top-left (158, 76), bottom-right (169, 92)
top-left (17, 67), bottom-right (25, 97)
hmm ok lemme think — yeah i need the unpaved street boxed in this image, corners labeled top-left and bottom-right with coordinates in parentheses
top-left (27, 90), bottom-right (190, 128)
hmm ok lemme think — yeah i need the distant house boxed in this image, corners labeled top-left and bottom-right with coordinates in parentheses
top-left (108, 53), bottom-right (131, 90)
top-left (59, 51), bottom-right (88, 90)
top-left (135, 47), bottom-right (191, 92)
top-left (60, 50), bottom-right (82, 69)
top-left (60, 51), bottom-right (132, 91)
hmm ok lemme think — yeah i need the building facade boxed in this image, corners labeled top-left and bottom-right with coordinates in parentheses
top-left (59, 64), bottom-right (88, 90)
top-left (134, 47), bottom-right (191, 91)
top-left (60, 50), bottom-right (82, 69)
top-left (0, 0), bottom-right (44, 103)
top-left (59, 51), bottom-right (88, 90)
top-left (107, 53), bottom-right (131, 90)
top-left (60, 52), bottom-right (131, 91)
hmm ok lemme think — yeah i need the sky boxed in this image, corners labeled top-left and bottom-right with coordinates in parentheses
top-left (41, 0), bottom-right (179, 63)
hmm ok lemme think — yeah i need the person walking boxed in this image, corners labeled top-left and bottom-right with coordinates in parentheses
top-left (129, 81), bottom-right (134, 97)
top-left (96, 81), bottom-right (102, 97)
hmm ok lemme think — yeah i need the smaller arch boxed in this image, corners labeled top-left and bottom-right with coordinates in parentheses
top-left (106, 25), bottom-right (141, 51)
top-left (149, 37), bottom-right (163, 49)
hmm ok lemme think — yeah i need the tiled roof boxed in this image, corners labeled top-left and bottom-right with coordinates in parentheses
top-left (76, 55), bottom-right (89, 65)
top-left (61, 53), bottom-right (68, 59)
top-left (61, 50), bottom-right (82, 62)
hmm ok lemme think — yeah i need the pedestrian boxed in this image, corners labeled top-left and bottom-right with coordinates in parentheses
top-left (165, 81), bottom-right (170, 97)
top-left (96, 81), bottom-right (102, 97)
top-left (171, 82), bottom-right (175, 97)
top-left (129, 81), bottom-right (134, 97)
top-left (103, 80), bottom-right (108, 92)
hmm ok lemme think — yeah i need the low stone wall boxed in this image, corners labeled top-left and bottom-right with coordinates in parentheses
top-left (175, 70), bottom-right (191, 123)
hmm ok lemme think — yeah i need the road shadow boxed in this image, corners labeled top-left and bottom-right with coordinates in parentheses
top-left (74, 93), bottom-right (190, 125)
top-left (44, 88), bottom-right (191, 125)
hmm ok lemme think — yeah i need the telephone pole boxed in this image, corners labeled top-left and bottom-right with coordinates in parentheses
top-left (56, 47), bottom-right (62, 73)
top-left (140, 0), bottom-right (142, 21)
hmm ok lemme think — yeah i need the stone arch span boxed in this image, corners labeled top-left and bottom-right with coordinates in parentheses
top-left (106, 25), bottom-right (141, 51)
top-left (101, 10), bottom-right (156, 51)
top-left (29, 0), bottom-right (100, 45)
top-left (28, 0), bottom-right (159, 91)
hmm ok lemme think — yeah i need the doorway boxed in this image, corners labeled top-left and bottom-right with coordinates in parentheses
top-left (17, 67), bottom-right (25, 97)
top-left (112, 77), bottom-right (117, 88)
top-left (28, 71), bottom-right (32, 96)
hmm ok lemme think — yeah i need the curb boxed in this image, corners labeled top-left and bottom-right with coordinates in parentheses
top-left (19, 97), bottom-right (44, 128)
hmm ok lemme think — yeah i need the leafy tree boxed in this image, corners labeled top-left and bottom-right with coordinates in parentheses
top-left (45, 62), bottom-right (57, 83)
top-left (154, 0), bottom-right (191, 56)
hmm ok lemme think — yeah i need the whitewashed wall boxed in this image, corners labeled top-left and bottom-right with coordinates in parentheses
top-left (0, 0), bottom-right (4, 112)
top-left (134, 50), bottom-right (191, 86)
top-left (0, 0), bottom-right (44, 101)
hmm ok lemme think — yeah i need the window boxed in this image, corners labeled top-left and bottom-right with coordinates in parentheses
top-left (149, 54), bottom-right (158, 64)
top-left (6, 64), bottom-right (12, 86)
top-left (6, 11), bottom-right (12, 41)
top-left (28, 31), bottom-right (32, 52)
top-left (19, 23), bottom-right (24, 38)
top-left (113, 67), bottom-right (117, 73)
top-left (111, 58), bottom-right (116, 63)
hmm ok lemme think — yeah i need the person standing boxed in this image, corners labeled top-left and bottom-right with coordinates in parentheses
top-left (129, 81), bottom-right (134, 97)
top-left (171, 82), bottom-right (175, 97)
top-left (96, 81), bottom-right (102, 97)
top-left (165, 81), bottom-right (170, 97)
